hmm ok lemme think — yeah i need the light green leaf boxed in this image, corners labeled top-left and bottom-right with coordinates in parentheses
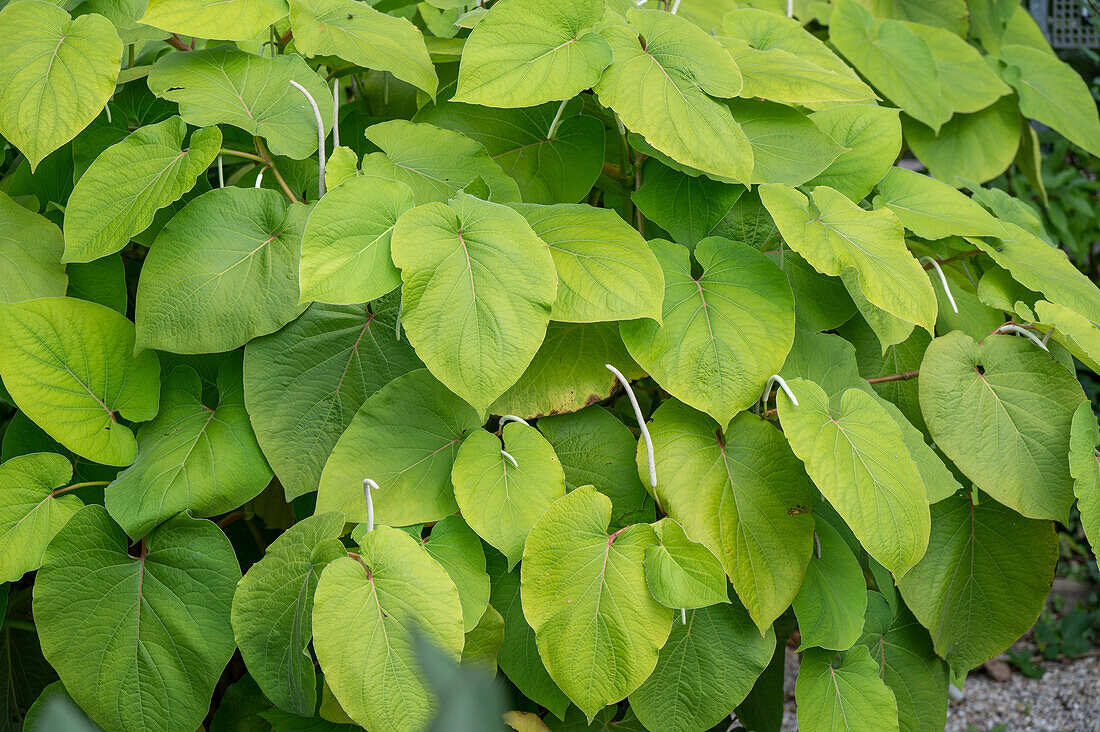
top-left (856, 592), bottom-right (949, 732)
top-left (289, 0), bottom-right (437, 97)
top-left (760, 184), bottom-right (937, 335)
top-left (841, 315), bottom-right (929, 434)
top-left (105, 353), bottom-right (272, 539)
top-left (316, 369), bottom-right (481, 525)
top-left (34, 505), bottom-right (240, 732)
top-left (0, 0), bottom-right (121, 170)
top-left (854, 0), bottom-right (968, 35)
top-left (778, 379), bottom-right (930, 576)
top-left (232, 512), bottom-right (346, 717)
top-left (512, 202), bottom-right (664, 323)
top-left (644, 518), bottom-right (729, 609)
top-left (620, 237), bottom-right (794, 427)
top-left (538, 405), bottom-right (651, 529)
top-left (452, 423), bottom-right (565, 569)
top-left (0, 297), bottom-right (160, 466)
top-left (489, 322), bottom-right (642, 419)
top-left (0, 190), bottom-right (66, 303)
top-left (720, 7), bottom-right (858, 77)
top-left (807, 104), bottom-right (901, 201)
top-left (422, 515), bottom-right (491, 633)
top-left (829, 0), bottom-right (952, 132)
top-left (796, 646), bottom-right (900, 732)
top-left (1070, 403), bottom-right (1100, 553)
top-left (360, 120), bottom-right (521, 205)
top-left (66, 253), bottom-right (127, 315)
top-left (0, 453), bottom-right (78, 583)
top-left (793, 516), bottom-right (868, 651)
top-left (631, 160), bottom-right (745, 249)
top-left (521, 486), bottom-right (672, 719)
top-left (454, 0), bottom-right (611, 107)
top-left (903, 97), bottom-right (1022, 185)
top-left (244, 299), bottom-right (421, 501)
top-left (918, 331), bottom-right (1083, 521)
top-left (875, 167), bottom-right (1004, 239)
top-left (147, 47), bottom-right (333, 160)
top-left (391, 193), bottom-right (556, 413)
top-left (141, 0), bottom-right (287, 41)
top-left (902, 21), bottom-right (1010, 114)
top-left (63, 118), bottom-right (221, 264)
top-left (487, 550), bottom-right (570, 719)
top-left (594, 8), bottom-right (752, 184)
top-left (416, 99), bottom-right (605, 205)
top-left (135, 187), bottom-right (307, 354)
top-left (645, 400), bottom-right (814, 631)
top-left (728, 99), bottom-right (846, 186)
top-left (1000, 43), bottom-right (1100, 158)
top-left (897, 493), bottom-right (1057, 673)
top-left (313, 526), bottom-right (464, 732)
top-left (299, 176), bottom-right (414, 305)
top-left (462, 603), bottom-right (505, 669)
top-left (628, 599), bottom-right (774, 732)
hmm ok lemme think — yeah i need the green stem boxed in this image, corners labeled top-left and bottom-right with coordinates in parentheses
top-left (51, 480), bottom-right (110, 497)
top-left (219, 148), bottom-right (265, 164)
top-left (3, 619), bottom-right (36, 632)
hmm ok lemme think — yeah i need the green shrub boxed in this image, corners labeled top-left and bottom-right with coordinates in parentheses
top-left (1, 1), bottom-right (1100, 731)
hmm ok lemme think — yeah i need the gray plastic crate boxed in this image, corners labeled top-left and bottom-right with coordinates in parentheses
top-left (1031, 0), bottom-right (1100, 48)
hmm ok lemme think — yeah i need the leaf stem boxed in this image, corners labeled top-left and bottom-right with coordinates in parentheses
top-left (220, 148), bottom-right (265, 164)
top-left (3, 619), bottom-right (35, 632)
top-left (50, 480), bottom-right (111, 497)
top-left (761, 374), bottom-right (799, 408)
top-left (253, 137), bottom-right (300, 203)
top-left (166, 34), bottom-right (192, 51)
top-left (866, 370), bottom-right (920, 384)
top-left (498, 415), bottom-right (531, 428)
top-left (363, 479), bottom-right (379, 534)
top-left (216, 510), bottom-right (249, 529)
top-left (607, 364), bottom-right (656, 488)
top-left (546, 99), bottom-right (568, 140)
top-left (501, 450), bottom-right (518, 468)
top-left (996, 323), bottom-right (1050, 351)
top-left (919, 256), bottom-right (958, 314)
top-left (288, 79), bottom-right (327, 199)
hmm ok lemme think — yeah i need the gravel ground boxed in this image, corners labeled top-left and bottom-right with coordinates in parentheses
top-left (776, 650), bottom-right (1100, 731)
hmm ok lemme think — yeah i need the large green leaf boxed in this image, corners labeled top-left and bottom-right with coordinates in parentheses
top-left (360, 120), bottom-right (521, 205)
top-left (63, 118), bottom-right (221, 264)
top-left (538, 405), bottom-right (651, 529)
top-left (778, 379), bottom-right (930, 576)
top-left (856, 592), bottom-right (949, 732)
top-left (299, 176), bottom-right (414, 305)
top-left (521, 486), bottom-right (672, 719)
top-left (512, 202), bottom-right (663, 323)
top-left (807, 104), bottom-right (901, 201)
top-left (0, 297), bottom-right (160, 466)
top-left (0, 191), bottom-right (66, 303)
top-left (105, 354), bottom-right (272, 539)
top-left (415, 99), bottom-right (604, 205)
top-left (594, 8), bottom-right (752, 184)
top-left (488, 322), bottom-right (642, 419)
top-left (903, 97), bottom-right (1022, 185)
top-left (631, 160), bottom-right (745, 249)
top-left (729, 99), bottom-right (846, 186)
top-left (628, 598), bottom-right (774, 732)
top-left (0, 453), bottom-right (79, 583)
top-left (313, 526), bottom-right (464, 732)
top-left (919, 331), bottom-right (1083, 521)
top-left (34, 505), bottom-right (240, 732)
top-left (795, 646), bottom-right (899, 732)
top-left (0, 0), bottom-right (122, 170)
top-left (760, 184), bottom-right (937, 335)
top-left (147, 47), bottom-right (333, 160)
top-left (644, 400), bottom-right (813, 631)
top-left (643, 518), bottom-right (728, 610)
top-left (855, 0), bottom-right (968, 34)
top-left (454, 0), bottom-right (611, 108)
top-left (135, 187), bottom-right (307, 354)
top-left (486, 550), bottom-right (570, 719)
top-left (1000, 43), bottom-right (1100, 158)
top-left (875, 167), bottom-right (1004, 239)
top-left (793, 515), bottom-right (868, 651)
top-left (828, 0), bottom-right (951, 132)
top-left (451, 422), bottom-right (565, 568)
top-left (897, 494), bottom-right (1057, 673)
top-left (244, 298), bottom-right (421, 501)
top-left (141, 0), bottom-right (288, 42)
top-left (421, 516), bottom-right (491, 633)
top-left (719, 6), bottom-right (858, 77)
top-left (288, 0), bottom-right (436, 97)
top-left (902, 21), bottom-right (1010, 114)
top-left (316, 369), bottom-right (481, 525)
top-left (232, 512), bottom-right (346, 716)
top-left (1070, 403), bottom-right (1100, 552)
top-left (620, 237), bottom-right (794, 427)
top-left (391, 193), bottom-right (556, 413)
